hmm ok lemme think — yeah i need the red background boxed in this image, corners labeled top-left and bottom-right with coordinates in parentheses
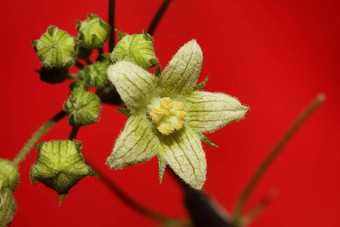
top-left (1, 0), bottom-right (339, 226)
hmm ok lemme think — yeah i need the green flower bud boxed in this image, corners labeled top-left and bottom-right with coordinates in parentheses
top-left (70, 81), bottom-right (87, 91)
top-left (0, 188), bottom-right (17, 227)
top-left (64, 90), bottom-right (101, 126)
top-left (37, 67), bottom-right (68, 84)
top-left (79, 60), bottom-right (109, 87)
top-left (30, 140), bottom-right (96, 204)
top-left (0, 159), bottom-right (19, 191)
top-left (77, 14), bottom-right (111, 49)
top-left (31, 26), bottom-right (78, 69)
top-left (111, 30), bottom-right (158, 70)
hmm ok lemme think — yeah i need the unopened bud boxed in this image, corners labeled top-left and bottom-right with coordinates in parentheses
top-left (31, 26), bottom-right (78, 69)
top-left (110, 30), bottom-right (158, 69)
top-left (0, 159), bottom-right (19, 191)
top-left (30, 140), bottom-right (96, 204)
top-left (77, 14), bottom-right (111, 49)
top-left (64, 90), bottom-right (101, 126)
top-left (79, 60), bottom-right (109, 87)
top-left (0, 188), bottom-right (17, 227)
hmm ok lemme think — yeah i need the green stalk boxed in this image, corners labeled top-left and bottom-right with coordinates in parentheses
top-left (232, 93), bottom-right (326, 222)
top-left (12, 110), bottom-right (66, 165)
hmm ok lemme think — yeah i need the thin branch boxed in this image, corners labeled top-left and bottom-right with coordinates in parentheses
top-left (108, 0), bottom-right (115, 52)
top-left (240, 189), bottom-right (278, 226)
top-left (69, 126), bottom-right (80, 140)
top-left (87, 159), bottom-right (187, 223)
top-left (232, 93), bottom-right (326, 220)
top-left (13, 110), bottom-right (66, 165)
top-left (75, 60), bottom-right (85, 69)
top-left (148, 0), bottom-right (173, 35)
top-left (69, 126), bottom-right (188, 224)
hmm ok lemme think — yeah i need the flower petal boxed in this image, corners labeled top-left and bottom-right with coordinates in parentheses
top-left (186, 91), bottom-right (249, 132)
top-left (159, 40), bottom-right (203, 95)
top-left (107, 61), bottom-right (155, 112)
top-left (106, 114), bottom-right (160, 169)
top-left (159, 127), bottom-right (206, 190)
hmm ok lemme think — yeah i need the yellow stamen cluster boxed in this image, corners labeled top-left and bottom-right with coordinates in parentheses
top-left (150, 97), bottom-right (186, 135)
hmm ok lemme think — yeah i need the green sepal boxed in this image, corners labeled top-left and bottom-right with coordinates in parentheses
top-left (59, 194), bottom-right (66, 206)
top-left (70, 81), bottom-right (87, 92)
top-left (157, 154), bottom-right (167, 183)
top-left (143, 30), bottom-right (154, 42)
top-left (194, 75), bottom-right (209, 91)
top-left (115, 106), bottom-right (131, 117)
top-left (115, 29), bottom-right (126, 41)
top-left (198, 133), bottom-right (218, 147)
top-left (155, 64), bottom-right (162, 78)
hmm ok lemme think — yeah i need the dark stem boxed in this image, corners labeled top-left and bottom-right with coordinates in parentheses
top-left (75, 60), bottom-right (85, 69)
top-left (148, 0), bottom-right (173, 35)
top-left (232, 93), bottom-right (326, 221)
top-left (69, 127), bottom-right (187, 224)
top-left (69, 126), bottom-right (80, 140)
top-left (108, 0), bottom-right (115, 52)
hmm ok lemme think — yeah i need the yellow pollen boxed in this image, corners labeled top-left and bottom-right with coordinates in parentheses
top-left (150, 98), bottom-right (186, 135)
top-left (160, 97), bottom-right (173, 108)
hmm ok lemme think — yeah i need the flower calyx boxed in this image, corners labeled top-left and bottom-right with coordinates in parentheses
top-left (31, 26), bottom-right (78, 69)
top-left (64, 90), bottom-right (101, 126)
top-left (76, 14), bottom-right (111, 49)
top-left (30, 140), bottom-right (96, 205)
top-left (110, 30), bottom-right (158, 70)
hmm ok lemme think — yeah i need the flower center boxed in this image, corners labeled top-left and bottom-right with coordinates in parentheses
top-left (150, 97), bottom-right (186, 135)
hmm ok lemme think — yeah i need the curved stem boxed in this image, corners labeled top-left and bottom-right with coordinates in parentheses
top-left (68, 126), bottom-right (188, 224)
top-left (232, 93), bottom-right (326, 221)
top-left (88, 159), bottom-right (187, 223)
top-left (148, 0), bottom-right (173, 35)
top-left (12, 110), bottom-right (66, 165)
top-left (108, 0), bottom-right (115, 52)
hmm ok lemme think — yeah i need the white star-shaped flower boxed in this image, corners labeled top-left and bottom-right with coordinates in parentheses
top-left (106, 40), bottom-right (248, 189)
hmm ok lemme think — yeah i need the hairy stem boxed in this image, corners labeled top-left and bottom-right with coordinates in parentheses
top-left (148, 0), bottom-right (173, 35)
top-left (12, 110), bottom-right (66, 165)
top-left (108, 0), bottom-right (115, 52)
top-left (232, 93), bottom-right (326, 221)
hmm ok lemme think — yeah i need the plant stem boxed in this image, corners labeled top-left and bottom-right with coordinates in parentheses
top-left (69, 126), bottom-right (80, 140)
top-left (67, 74), bottom-right (81, 82)
top-left (88, 159), bottom-right (188, 223)
top-left (68, 126), bottom-right (188, 224)
top-left (75, 60), bottom-right (85, 69)
top-left (108, 0), bottom-right (115, 52)
top-left (12, 110), bottom-right (66, 165)
top-left (232, 93), bottom-right (326, 221)
top-left (148, 0), bottom-right (173, 35)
